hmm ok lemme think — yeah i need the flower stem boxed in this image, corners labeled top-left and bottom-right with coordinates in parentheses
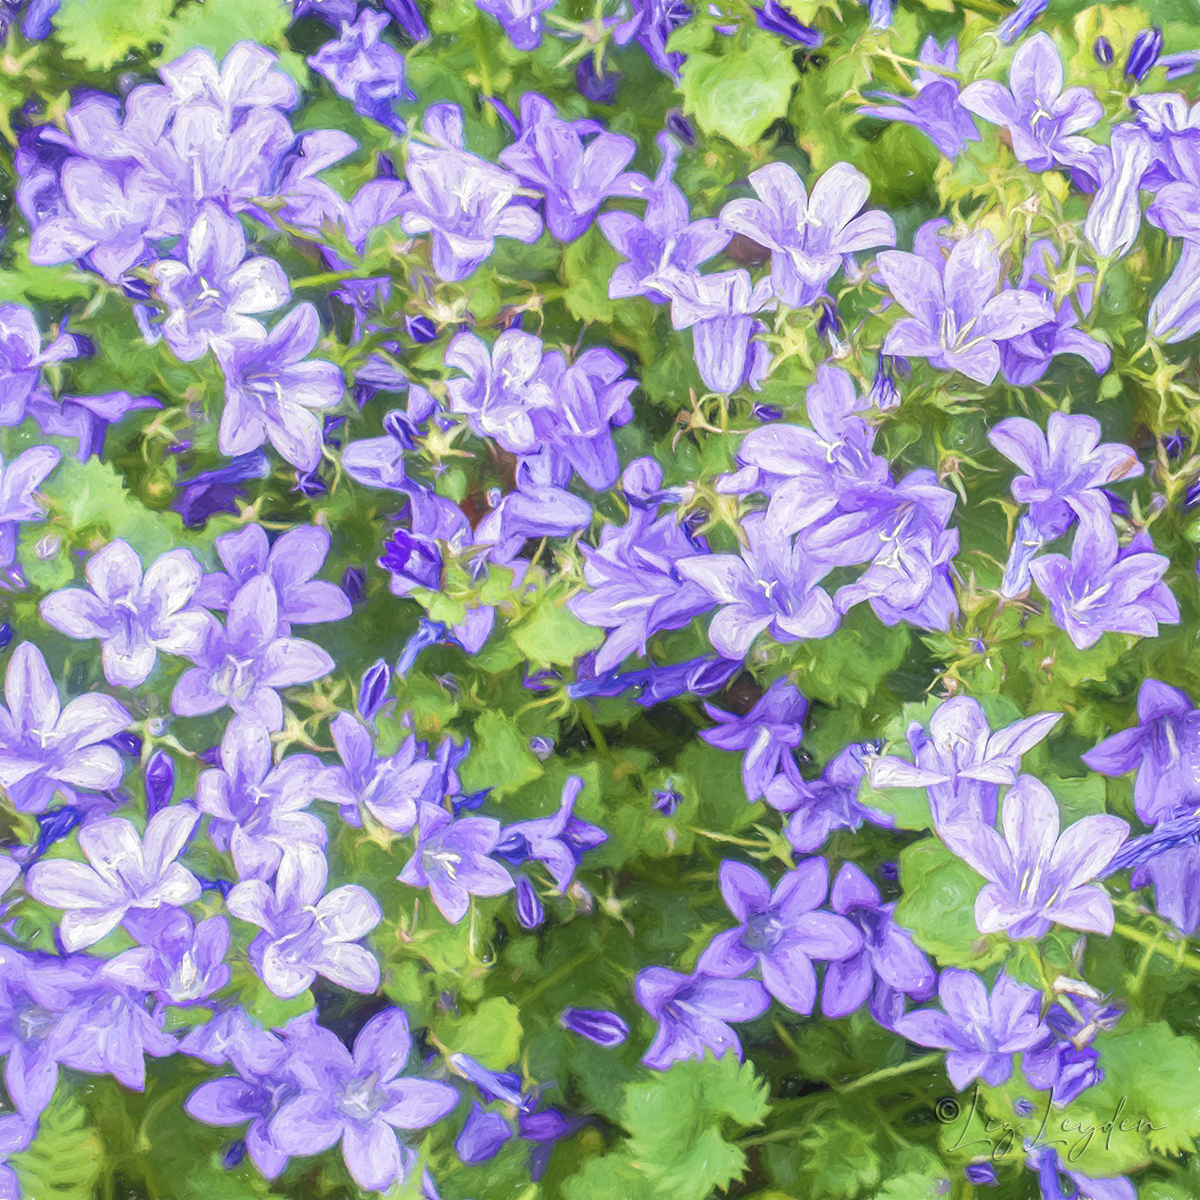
top-left (832, 1052), bottom-right (943, 1093)
top-left (1113, 922), bottom-right (1200, 973)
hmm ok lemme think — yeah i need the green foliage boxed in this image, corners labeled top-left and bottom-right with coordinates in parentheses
top-left (10, 1092), bottom-right (103, 1200)
top-left (52, 0), bottom-right (174, 69)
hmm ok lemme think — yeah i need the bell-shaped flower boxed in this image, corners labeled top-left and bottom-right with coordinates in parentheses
top-left (494, 776), bottom-right (607, 892)
top-left (227, 853), bottom-right (381, 999)
top-left (308, 11), bottom-right (412, 135)
top-left (878, 230), bottom-right (1055, 384)
top-left (700, 679), bottom-right (807, 802)
top-left (27, 804), bottom-right (201, 951)
top-left (0, 445), bottom-right (60, 567)
top-left (40, 540), bottom-right (211, 688)
top-left (105, 912), bottom-right (231, 1006)
top-left (1082, 125), bottom-right (1153, 260)
top-left (1149, 239), bottom-right (1200, 344)
top-left (697, 858), bottom-right (862, 1014)
top-left (477, 0), bottom-right (555, 51)
top-left (0, 641), bottom-right (131, 814)
top-left (941, 774), bottom-right (1128, 940)
top-left (720, 161), bottom-right (895, 308)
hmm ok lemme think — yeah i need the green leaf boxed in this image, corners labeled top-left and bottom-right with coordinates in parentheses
top-left (459, 710), bottom-right (545, 799)
top-left (437, 996), bottom-right (524, 1069)
top-left (679, 30), bottom-right (800, 147)
top-left (620, 1053), bottom-right (769, 1200)
top-left (53, 0), bottom-right (174, 70)
top-left (561, 225), bottom-right (623, 325)
top-left (511, 601), bottom-right (604, 669)
top-left (11, 1091), bottom-right (103, 1200)
top-left (155, 0), bottom-right (293, 66)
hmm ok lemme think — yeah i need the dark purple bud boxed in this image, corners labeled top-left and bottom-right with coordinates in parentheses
top-left (196, 876), bottom-right (234, 898)
top-left (31, 806), bottom-right (84, 865)
top-left (816, 299), bottom-right (843, 341)
top-left (145, 750), bottom-right (175, 817)
top-left (395, 617), bottom-right (448, 677)
top-left (751, 403), bottom-right (785, 422)
top-left (1099, 487), bottom-right (1129, 517)
top-left (1125, 27), bottom-right (1163, 81)
top-left (121, 276), bottom-right (154, 303)
top-left (109, 732), bottom-right (142, 758)
top-left (70, 334), bottom-right (96, 359)
top-left (576, 56), bottom-right (622, 104)
top-left (223, 1140), bottom-right (246, 1169)
top-left (516, 877), bottom-right (545, 929)
top-left (528, 735), bottom-right (554, 761)
top-left (342, 566), bottom-right (367, 605)
top-left (455, 1105), bottom-right (513, 1164)
top-left (754, 0), bottom-right (822, 46)
top-left (452, 788), bottom-right (490, 816)
top-left (1164, 429), bottom-right (1189, 458)
top-left (880, 859), bottom-right (899, 882)
top-left (376, 154), bottom-right (399, 180)
top-left (383, 409), bottom-right (419, 450)
top-left (292, 470), bottom-right (327, 497)
top-left (0, 624), bottom-right (11, 651)
top-left (519, 1109), bottom-right (571, 1142)
top-left (996, 0), bottom-right (1046, 43)
top-left (523, 666), bottom-right (560, 692)
top-left (383, 0), bottom-right (430, 40)
top-left (449, 1055), bottom-right (527, 1109)
top-left (359, 658), bottom-right (392, 722)
top-left (652, 782), bottom-right (682, 815)
top-left (1094, 35), bottom-right (1114, 65)
top-left (1013, 1096), bottom-right (1035, 1117)
top-left (380, 529), bottom-right (442, 591)
top-left (665, 108), bottom-right (696, 145)
top-left (964, 1162), bottom-right (997, 1186)
top-left (559, 1008), bottom-right (629, 1047)
top-left (198, 744), bottom-right (222, 768)
top-left (405, 314), bottom-right (438, 343)
top-left (869, 355), bottom-right (901, 411)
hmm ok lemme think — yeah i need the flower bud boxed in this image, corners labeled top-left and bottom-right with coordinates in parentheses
top-left (964, 1161), bottom-right (997, 1186)
top-left (341, 566), bottom-right (367, 605)
top-left (528, 735), bottom-right (555, 761)
top-left (109, 732), bottom-right (142, 757)
top-left (405, 314), bottom-right (438, 343)
top-left (1125, 27), bottom-right (1163, 81)
top-left (751, 403), bottom-right (784, 422)
top-left (455, 1104), bottom-right (512, 1164)
top-left (576, 57), bottom-right (622, 105)
top-left (145, 750), bottom-right (175, 817)
top-left (358, 658), bottom-right (392, 722)
top-left (516, 877), bottom-right (545, 929)
top-left (1093, 35), bottom-right (1114, 65)
top-left (0, 625), bottom-right (11, 650)
top-left (665, 108), bottom-right (696, 145)
top-left (558, 1007), bottom-right (630, 1047)
top-left (223, 1140), bottom-right (246, 1170)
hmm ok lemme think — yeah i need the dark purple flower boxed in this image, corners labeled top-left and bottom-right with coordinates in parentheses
top-left (406, 314), bottom-right (438, 343)
top-left (515, 877), bottom-right (545, 929)
top-left (700, 679), bottom-right (806, 802)
top-left (576, 57), bottom-right (622, 105)
top-left (358, 659), bottom-right (391, 722)
top-left (477, 0), bottom-right (554, 50)
top-left (559, 1008), bottom-right (629, 1047)
top-left (383, 0), bottom-right (429, 40)
top-left (494, 776), bottom-right (606, 893)
top-left (1125, 27), bottom-right (1163, 81)
top-left (145, 750), bottom-right (175, 817)
top-left (1093, 36), bottom-right (1114, 65)
top-left (754, 0), bottom-right (821, 46)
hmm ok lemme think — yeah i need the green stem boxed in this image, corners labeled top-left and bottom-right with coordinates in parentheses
top-left (832, 1052), bottom-right (943, 1094)
top-left (1113, 923), bottom-right (1200, 973)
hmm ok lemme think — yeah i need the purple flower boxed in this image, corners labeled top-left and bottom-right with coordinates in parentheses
top-left (498, 94), bottom-right (644, 242)
top-left (941, 775), bottom-right (1128, 940)
top-left (559, 1008), bottom-right (629, 1047)
top-left (1083, 680), bottom-right (1200, 825)
top-left (445, 329), bottom-right (551, 453)
top-left (598, 132), bottom-right (730, 304)
top-left (858, 38), bottom-right (980, 159)
top-left (399, 104), bottom-right (542, 281)
top-left (754, 0), bottom-right (821, 45)
top-left (996, 0), bottom-right (1046, 42)
top-left (870, 696), bottom-right (1061, 827)
top-left (611, 0), bottom-right (691, 80)
top-left (398, 802), bottom-right (515, 923)
top-left (1029, 507), bottom-right (1179, 650)
top-left (215, 303), bottom-right (345, 472)
top-left (30, 388), bottom-right (160, 464)
top-left (456, 1103), bottom-right (514, 1162)
top-left (494, 776), bottom-right (607, 892)
top-left (1149, 238), bottom-right (1200, 343)
top-left (477, 0), bottom-right (555, 51)
top-left (196, 715), bottom-right (327, 881)
top-left (515, 876), bottom-right (545, 928)
top-left (0, 304), bottom-right (80, 426)
top-left (105, 913), bottom-right (231, 1006)
top-left (1083, 125), bottom-right (1153, 259)
top-left (698, 859), bottom-right (861, 1013)
top-left (172, 575), bottom-right (336, 731)
top-left (295, 0), bottom-right (358, 23)
top-left (719, 161), bottom-right (894, 308)
top-left (568, 460), bottom-right (715, 672)
top-left (1131, 843), bottom-right (1200, 935)
top-left (227, 854), bottom-right (381, 999)
top-left (894, 970), bottom-right (1046, 1089)
top-left (383, 0), bottom-right (430, 40)
top-left (27, 804), bottom-right (200, 951)
top-left (193, 524), bottom-right (352, 627)
top-left (990, 412), bottom-right (1140, 544)
top-left (767, 746), bottom-right (887, 853)
top-left (309, 11), bottom-right (413, 134)
top-left (677, 513), bottom-right (838, 658)
top-left (960, 34), bottom-right (1102, 173)
top-left (322, 712), bottom-right (438, 833)
top-left (152, 204), bottom-right (290, 362)
top-left (634, 967), bottom-right (769, 1069)
top-left (822, 862), bottom-right (935, 1022)
top-left (1125, 26), bottom-right (1163, 81)
top-left (877, 230), bottom-right (1055, 384)
top-left (271, 1008), bottom-right (458, 1192)
top-left (145, 750), bottom-right (175, 816)
top-left (174, 451), bottom-right (270, 528)
top-left (39, 540), bottom-right (210, 688)
top-left (1026, 1144), bottom-right (1135, 1200)
top-left (359, 659), bottom-right (391, 721)
top-left (0, 446), bottom-right (61, 567)
top-left (1023, 996), bottom-right (1117, 1107)
top-left (700, 679), bottom-right (806, 802)
top-left (0, 642), bottom-right (131, 814)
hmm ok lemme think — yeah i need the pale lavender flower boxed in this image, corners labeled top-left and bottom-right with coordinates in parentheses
top-left (0, 446), bottom-right (60, 567)
top-left (309, 11), bottom-right (412, 134)
top-left (996, 0), bottom-right (1047, 42)
top-left (445, 329), bottom-right (551, 454)
top-left (676, 512), bottom-right (839, 658)
top-left (766, 746), bottom-right (889, 853)
top-left (1029, 508), bottom-right (1178, 650)
top-left (0, 642), bottom-right (130, 814)
top-left (894, 970), bottom-right (1046, 1089)
top-left (611, 0), bottom-right (690, 80)
top-left (1083, 125), bottom-right (1153, 260)
top-left (941, 774), bottom-right (1128, 939)
top-left (634, 967), bottom-right (769, 1069)
top-left (697, 859), bottom-right (861, 1013)
top-left (271, 1008), bottom-right (458, 1192)
top-left (477, 0), bottom-right (555, 51)
top-left (152, 204), bottom-right (290, 361)
top-left (719, 161), bottom-right (895, 308)
top-left (105, 913), bottom-right (231, 1006)
top-left (960, 34), bottom-right (1101, 172)
top-left (1131, 843), bottom-right (1200, 936)
top-left (700, 679), bottom-right (806, 802)
top-left (227, 854), bottom-right (381, 998)
top-left (27, 804), bottom-right (201, 951)
top-left (196, 715), bottom-right (327, 881)
top-left (215, 303), bottom-right (344, 472)
top-left (399, 104), bottom-right (542, 281)
top-left (1149, 239), bottom-right (1200, 343)
top-left (398, 802), bottom-right (515, 923)
top-left (39, 540), bottom-right (210, 688)
top-left (494, 776), bottom-right (607, 892)
top-left (877, 230), bottom-right (1055, 384)
top-left (0, 304), bottom-right (80, 425)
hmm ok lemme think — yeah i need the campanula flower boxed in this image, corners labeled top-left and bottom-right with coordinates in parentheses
top-left (0, 304), bottom-right (82, 426)
top-left (477, 0), bottom-right (555, 50)
top-left (495, 776), bottom-right (607, 892)
top-left (0, 446), bottom-right (60, 567)
top-left (1149, 240), bottom-right (1200, 342)
top-left (105, 913), bottom-right (231, 1006)
top-left (1026, 1144), bottom-right (1135, 1200)
top-left (995, 0), bottom-right (1046, 42)
top-left (700, 679), bottom-right (807, 803)
top-left (1125, 27), bottom-right (1163, 81)
top-left (895, 970), bottom-right (1046, 1089)
top-left (611, 0), bottom-right (690, 80)
top-left (559, 1008), bottom-right (630, 1046)
top-left (1083, 126), bottom-right (1152, 259)
top-left (1129, 843), bottom-right (1200, 936)
top-left (697, 858), bottom-right (862, 1013)
top-left (754, 0), bottom-right (821, 45)
top-left (941, 774), bottom-right (1128, 939)
top-left (309, 11), bottom-right (413, 134)
top-left (39, 540), bottom-right (211, 688)
top-left (719, 161), bottom-right (895, 308)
